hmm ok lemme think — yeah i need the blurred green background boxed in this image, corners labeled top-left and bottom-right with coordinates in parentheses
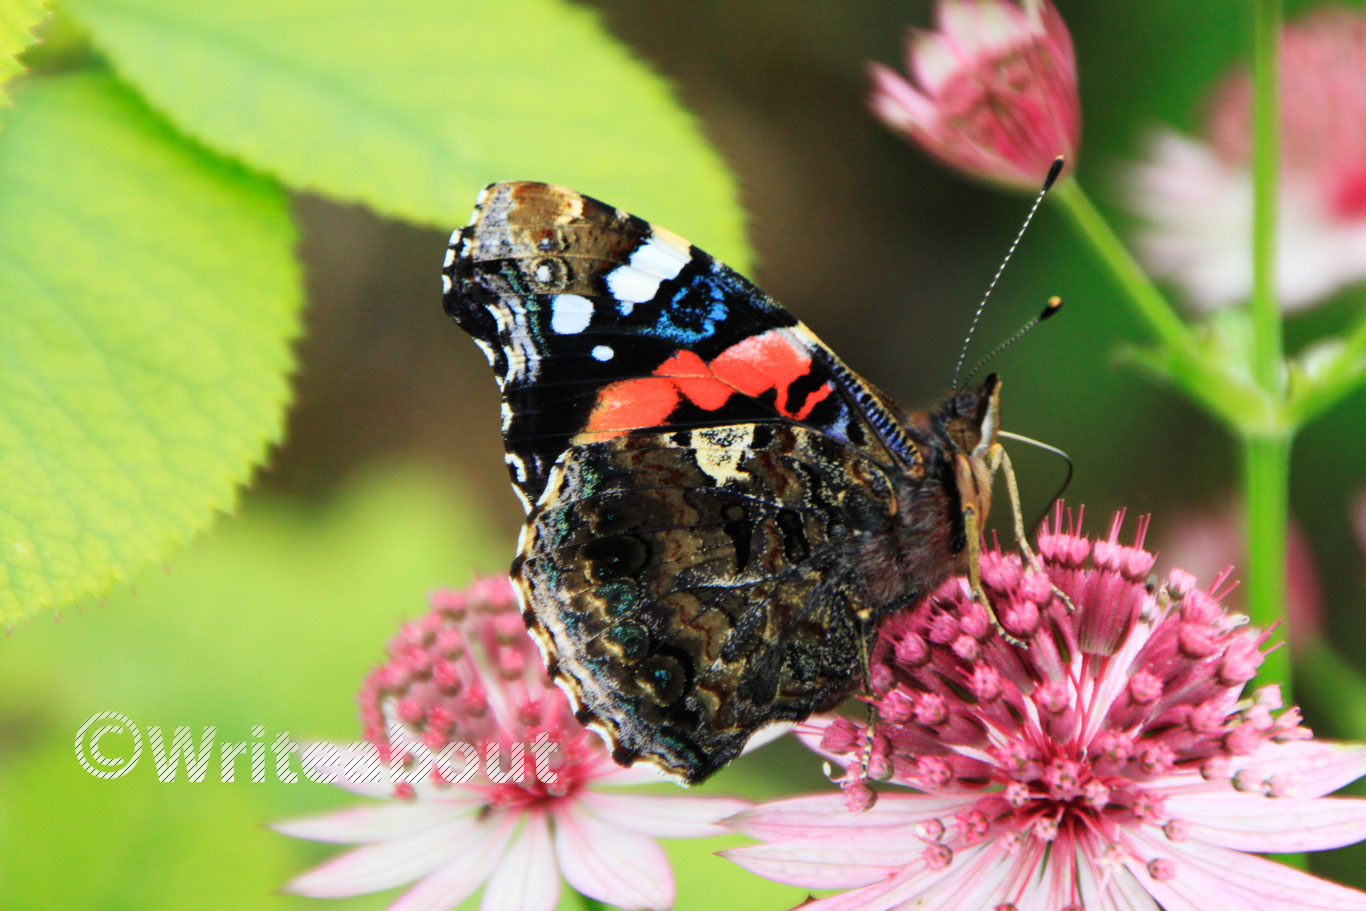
top-left (4, 0), bottom-right (1366, 908)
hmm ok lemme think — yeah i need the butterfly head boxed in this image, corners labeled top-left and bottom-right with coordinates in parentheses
top-left (937, 373), bottom-right (1002, 545)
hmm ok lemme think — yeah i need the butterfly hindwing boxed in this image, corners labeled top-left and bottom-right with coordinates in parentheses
top-left (516, 424), bottom-right (900, 781)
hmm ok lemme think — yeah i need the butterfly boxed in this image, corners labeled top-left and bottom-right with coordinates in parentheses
top-left (443, 181), bottom-right (1002, 783)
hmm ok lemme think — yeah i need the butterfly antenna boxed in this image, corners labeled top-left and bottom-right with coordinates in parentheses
top-left (951, 156), bottom-right (1065, 391)
top-left (961, 295), bottom-right (1063, 387)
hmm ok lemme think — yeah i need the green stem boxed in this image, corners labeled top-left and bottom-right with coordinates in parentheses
top-left (1241, 433), bottom-right (1292, 695)
top-left (1051, 180), bottom-right (1193, 354)
top-left (1250, 0), bottom-right (1284, 395)
top-left (1241, 0), bottom-right (1293, 695)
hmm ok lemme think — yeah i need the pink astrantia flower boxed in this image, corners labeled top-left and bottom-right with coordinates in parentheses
top-left (725, 508), bottom-right (1366, 911)
top-left (275, 577), bottom-right (746, 911)
top-left (869, 0), bottom-right (1080, 190)
top-left (1131, 8), bottom-right (1366, 309)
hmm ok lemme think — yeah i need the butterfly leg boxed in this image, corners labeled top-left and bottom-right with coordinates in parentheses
top-left (962, 505), bottom-right (1024, 645)
top-left (990, 442), bottom-right (1076, 613)
top-left (989, 442), bottom-right (1039, 567)
top-left (851, 610), bottom-right (888, 796)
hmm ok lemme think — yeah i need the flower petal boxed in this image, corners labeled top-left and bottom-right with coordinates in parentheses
top-left (1077, 853), bottom-right (1161, 911)
top-left (272, 800), bottom-right (473, 844)
top-left (580, 791), bottom-right (748, 838)
top-left (552, 802), bottom-right (673, 911)
top-left (1129, 828), bottom-right (1366, 910)
top-left (588, 758), bottom-right (678, 787)
top-left (1128, 130), bottom-right (1366, 310)
top-left (282, 816), bottom-right (492, 898)
top-left (727, 792), bottom-right (973, 840)
top-left (797, 842), bottom-right (996, 911)
top-left (743, 720), bottom-right (795, 754)
top-left (480, 813), bottom-right (560, 911)
top-left (390, 815), bottom-right (519, 911)
top-left (901, 842), bottom-right (1022, 911)
top-left (1234, 741), bottom-right (1366, 798)
top-left (721, 839), bottom-right (912, 889)
top-left (1165, 793), bottom-right (1366, 852)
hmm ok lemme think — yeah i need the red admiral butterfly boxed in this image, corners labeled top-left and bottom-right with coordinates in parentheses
top-left (444, 182), bottom-right (1012, 783)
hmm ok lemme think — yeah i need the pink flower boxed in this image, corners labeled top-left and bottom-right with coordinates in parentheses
top-left (869, 0), bottom-right (1080, 190)
top-left (1130, 8), bottom-right (1366, 309)
top-left (724, 508), bottom-right (1366, 911)
top-left (275, 577), bottom-right (746, 911)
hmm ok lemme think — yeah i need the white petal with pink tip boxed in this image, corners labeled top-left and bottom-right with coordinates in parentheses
top-left (390, 816), bottom-right (518, 911)
top-left (282, 817), bottom-right (487, 898)
top-left (480, 814), bottom-right (560, 911)
top-left (579, 791), bottom-right (747, 838)
top-left (552, 803), bottom-right (674, 911)
top-left (1166, 793), bottom-right (1366, 852)
top-left (722, 839), bottom-right (917, 889)
top-left (271, 799), bottom-right (478, 844)
top-left (727, 792), bottom-right (973, 840)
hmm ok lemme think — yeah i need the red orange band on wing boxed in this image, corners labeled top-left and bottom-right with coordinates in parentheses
top-left (579, 330), bottom-right (835, 441)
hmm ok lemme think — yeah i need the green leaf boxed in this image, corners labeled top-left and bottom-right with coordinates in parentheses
top-left (68, 0), bottom-right (751, 270)
top-left (0, 0), bottom-right (48, 102)
top-left (0, 72), bottom-right (301, 624)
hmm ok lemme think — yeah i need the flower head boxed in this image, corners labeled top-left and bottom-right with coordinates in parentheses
top-left (725, 508), bottom-right (1366, 911)
top-left (1130, 7), bottom-right (1366, 309)
top-left (276, 577), bottom-right (746, 911)
top-left (869, 0), bottom-right (1080, 190)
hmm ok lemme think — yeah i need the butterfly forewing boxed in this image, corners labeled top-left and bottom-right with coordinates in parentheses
top-left (444, 182), bottom-right (918, 510)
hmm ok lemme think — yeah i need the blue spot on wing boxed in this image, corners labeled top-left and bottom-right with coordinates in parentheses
top-left (636, 273), bottom-right (731, 344)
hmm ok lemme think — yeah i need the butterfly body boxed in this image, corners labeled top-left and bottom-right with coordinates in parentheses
top-left (444, 182), bottom-right (1000, 782)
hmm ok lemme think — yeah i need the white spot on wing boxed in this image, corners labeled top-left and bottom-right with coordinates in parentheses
top-left (591, 345), bottom-right (614, 362)
top-left (606, 266), bottom-right (662, 304)
top-left (550, 294), bottom-right (594, 334)
top-left (443, 247), bottom-right (455, 268)
top-left (632, 231), bottom-right (690, 278)
top-left (693, 425), bottom-right (754, 486)
top-left (604, 231), bottom-right (691, 304)
top-left (441, 274), bottom-right (452, 294)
